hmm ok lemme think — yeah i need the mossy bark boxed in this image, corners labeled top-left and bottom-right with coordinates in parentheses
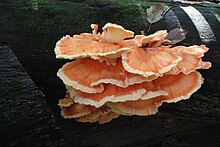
top-left (1, 0), bottom-right (220, 146)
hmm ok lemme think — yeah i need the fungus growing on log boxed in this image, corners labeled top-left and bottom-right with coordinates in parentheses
top-left (59, 97), bottom-right (119, 124)
top-left (57, 58), bottom-right (157, 94)
top-left (55, 23), bottom-right (134, 61)
top-left (66, 83), bottom-right (168, 108)
top-left (55, 23), bottom-right (211, 124)
top-left (121, 46), bottom-right (182, 77)
top-left (107, 72), bottom-right (202, 116)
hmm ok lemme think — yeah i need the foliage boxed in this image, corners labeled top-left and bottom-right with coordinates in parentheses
top-left (146, 3), bottom-right (171, 24)
top-left (19, 0), bottom-right (39, 10)
top-left (114, 0), bottom-right (138, 6)
top-left (164, 28), bottom-right (188, 45)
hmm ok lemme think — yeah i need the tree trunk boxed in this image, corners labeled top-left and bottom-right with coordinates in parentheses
top-left (0, 0), bottom-right (220, 146)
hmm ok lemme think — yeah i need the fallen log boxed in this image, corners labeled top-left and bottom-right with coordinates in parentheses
top-left (0, 0), bottom-right (220, 146)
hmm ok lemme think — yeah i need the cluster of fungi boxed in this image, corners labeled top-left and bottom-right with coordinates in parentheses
top-left (55, 23), bottom-right (211, 124)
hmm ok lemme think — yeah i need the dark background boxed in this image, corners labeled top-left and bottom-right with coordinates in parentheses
top-left (1, 0), bottom-right (220, 146)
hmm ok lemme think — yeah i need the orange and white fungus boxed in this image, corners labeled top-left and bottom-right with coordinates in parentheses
top-left (55, 23), bottom-right (211, 124)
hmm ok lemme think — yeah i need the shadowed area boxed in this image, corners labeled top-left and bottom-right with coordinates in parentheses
top-left (1, 0), bottom-right (220, 146)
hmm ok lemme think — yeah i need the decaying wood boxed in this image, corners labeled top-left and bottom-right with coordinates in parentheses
top-left (0, 46), bottom-right (65, 146)
top-left (1, 0), bottom-right (220, 146)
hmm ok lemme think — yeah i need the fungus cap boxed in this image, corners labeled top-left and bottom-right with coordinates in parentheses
top-left (153, 71), bottom-right (203, 103)
top-left (91, 24), bottom-right (98, 34)
top-left (107, 72), bottom-right (203, 116)
top-left (67, 82), bottom-right (167, 108)
top-left (141, 30), bottom-right (168, 47)
top-left (58, 97), bottom-right (74, 107)
top-left (57, 58), bottom-right (157, 94)
top-left (165, 45), bottom-right (211, 75)
top-left (75, 108), bottom-right (119, 124)
top-left (55, 34), bottom-right (130, 60)
top-left (122, 46), bottom-right (182, 77)
top-left (107, 97), bottom-right (162, 116)
top-left (102, 23), bottom-right (134, 43)
top-left (60, 99), bottom-right (92, 119)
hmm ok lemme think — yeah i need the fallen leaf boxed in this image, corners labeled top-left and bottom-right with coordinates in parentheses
top-left (164, 28), bottom-right (187, 45)
top-left (146, 3), bottom-right (171, 24)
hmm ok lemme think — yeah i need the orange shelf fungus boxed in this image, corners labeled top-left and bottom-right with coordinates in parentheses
top-left (153, 72), bottom-right (203, 103)
top-left (57, 58), bottom-right (157, 93)
top-left (141, 30), bottom-right (169, 47)
top-left (67, 83), bottom-right (167, 108)
top-left (59, 97), bottom-right (119, 124)
top-left (54, 23), bottom-right (211, 124)
top-left (59, 97), bottom-right (92, 119)
top-left (165, 45), bottom-right (211, 75)
top-left (122, 46), bottom-right (182, 77)
top-left (106, 98), bottom-right (163, 116)
top-left (102, 23), bottom-right (134, 43)
top-left (107, 72), bottom-right (202, 116)
top-left (55, 23), bottom-right (134, 61)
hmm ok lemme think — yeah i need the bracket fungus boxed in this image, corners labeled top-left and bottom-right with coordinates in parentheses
top-left (55, 23), bottom-right (134, 62)
top-left (66, 83), bottom-right (168, 108)
top-left (102, 23), bottom-right (134, 43)
top-left (165, 45), bottom-right (211, 75)
top-left (57, 58), bottom-right (157, 94)
top-left (59, 97), bottom-right (119, 123)
top-left (55, 23), bottom-right (211, 124)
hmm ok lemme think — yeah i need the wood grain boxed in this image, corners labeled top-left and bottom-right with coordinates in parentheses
top-left (0, 46), bottom-right (65, 146)
top-left (1, 0), bottom-right (220, 146)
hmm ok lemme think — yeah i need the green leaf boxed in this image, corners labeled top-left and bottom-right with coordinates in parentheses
top-left (146, 3), bottom-right (171, 24)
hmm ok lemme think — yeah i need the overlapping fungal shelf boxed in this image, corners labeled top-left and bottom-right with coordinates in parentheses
top-left (55, 23), bottom-right (211, 124)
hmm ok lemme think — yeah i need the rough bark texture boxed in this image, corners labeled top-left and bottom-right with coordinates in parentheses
top-left (1, 0), bottom-right (220, 146)
top-left (0, 46), bottom-right (65, 146)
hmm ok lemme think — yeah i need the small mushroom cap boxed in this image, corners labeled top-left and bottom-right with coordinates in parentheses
top-left (59, 97), bottom-right (111, 121)
top-left (97, 109), bottom-right (120, 124)
top-left (141, 30), bottom-right (168, 47)
top-left (67, 82), bottom-right (168, 108)
top-left (58, 97), bottom-right (74, 107)
top-left (165, 45), bottom-right (211, 75)
top-left (102, 23), bottom-right (134, 43)
top-left (75, 107), bottom-right (119, 124)
top-left (107, 71), bottom-right (203, 116)
top-left (130, 35), bottom-right (145, 46)
top-left (75, 112), bottom-right (101, 123)
top-left (55, 34), bottom-right (130, 60)
top-left (59, 98), bottom-right (119, 124)
top-left (60, 100), bottom-right (92, 119)
top-left (122, 46), bottom-right (182, 77)
top-left (74, 106), bottom-right (103, 123)
top-left (57, 58), bottom-right (157, 94)
top-left (91, 24), bottom-right (99, 34)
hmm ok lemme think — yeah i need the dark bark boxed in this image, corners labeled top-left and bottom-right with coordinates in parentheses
top-left (1, 0), bottom-right (220, 146)
top-left (0, 46), bottom-right (65, 146)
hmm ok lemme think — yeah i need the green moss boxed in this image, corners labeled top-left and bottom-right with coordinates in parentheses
top-left (11, 0), bottom-right (180, 52)
top-left (194, 5), bottom-right (220, 15)
top-left (14, 0), bottom-right (154, 37)
top-left (17, 1), bottom-right (93, 32)
top-left (114, 0), bottom-right (138, 6)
